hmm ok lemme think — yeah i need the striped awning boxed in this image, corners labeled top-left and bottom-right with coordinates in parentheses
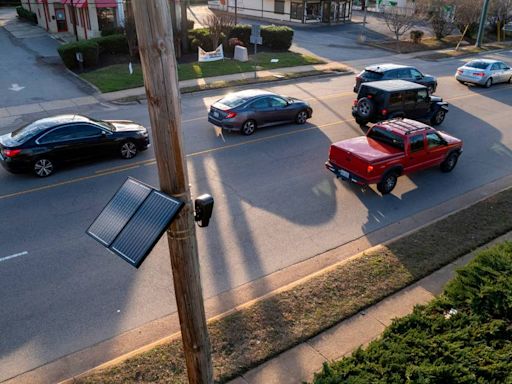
top-left (62, 0), bottom-right (88, 7)
top-left (95, 0), bottom-right (118, 7)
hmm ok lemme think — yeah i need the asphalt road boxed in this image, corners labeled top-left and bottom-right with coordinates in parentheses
top-left (1, 52), bottom-right (512, 382)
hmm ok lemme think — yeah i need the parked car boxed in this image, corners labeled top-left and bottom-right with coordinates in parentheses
top-left (0, 115), bottom-right (150, 177)
top-left (208, 89), bottom-right (313, 136)
top-left (325, 118), bottom-right (463, 194)
top-left (352, 80), bottom-right (448, 127)
top-left (354, 63), bottom-right (437, 94)
top-left (455, 59), bottom-right (512, 88)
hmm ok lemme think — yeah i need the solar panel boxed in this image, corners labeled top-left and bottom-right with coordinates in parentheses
top-left (87, 178), bottom-right (184, 268)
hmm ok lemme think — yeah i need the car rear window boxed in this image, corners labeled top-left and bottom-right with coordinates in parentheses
top-left (362, 70), bottom-right (384, 80)
top-left (466, 61), bottom-right (490, 69)
top-left (367, 126), bottom-right (404, 150)
top-left (218, 95), bottom-right (247, 108)
top-left (9, 121), bottom-right (55, 144)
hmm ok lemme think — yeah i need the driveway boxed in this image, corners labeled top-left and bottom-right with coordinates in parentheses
top-left (0, 8), bottom-right (95, 109)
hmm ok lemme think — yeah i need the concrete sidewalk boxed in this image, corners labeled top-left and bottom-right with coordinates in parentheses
top-left (0, 62), bottom-right (348, 122)
top-left (227, 230), bottom-right (512, 384)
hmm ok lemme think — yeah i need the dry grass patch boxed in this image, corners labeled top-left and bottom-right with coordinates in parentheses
top-left (75, 188), bottom-right (512, 384)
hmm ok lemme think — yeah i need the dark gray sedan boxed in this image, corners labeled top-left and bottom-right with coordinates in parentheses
top-left (208, 89), bottom-right (313, 135)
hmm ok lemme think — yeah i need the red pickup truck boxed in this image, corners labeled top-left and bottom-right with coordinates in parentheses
top-left (325, 119), bottom-right (463, 194)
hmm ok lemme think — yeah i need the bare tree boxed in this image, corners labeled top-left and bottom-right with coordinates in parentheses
top-left (489, 0), bottom-right (512, 41)
top-left (416, 0), bottom-right (454, 40)
top-left (202, 14), bottom-right (235, 49)
top-left (382, 5), bottom-right (417, 51)
top-left (452, 0), bottom-right (483, 49)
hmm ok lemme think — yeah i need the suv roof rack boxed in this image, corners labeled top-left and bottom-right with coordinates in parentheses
top-left (380, 118), bottom-right (430, 135)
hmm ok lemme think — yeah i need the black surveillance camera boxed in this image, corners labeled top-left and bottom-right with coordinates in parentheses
top-left (194, 194), bottom-right (214, 227)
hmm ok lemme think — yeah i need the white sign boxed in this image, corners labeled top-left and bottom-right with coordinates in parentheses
top-left (198, 44), bottom-right (224, 62)
top-left (128, 62), bottom-right (133, 75)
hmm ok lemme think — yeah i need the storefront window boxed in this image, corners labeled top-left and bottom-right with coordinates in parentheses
top-left (274, 0), bottom-right (285, 14)
top-left (290, 1), bottom-right (304, 20)
top-left (97, 7), bottom-right (117, 31)
top-left (305, 1), bottom-right (320, 20)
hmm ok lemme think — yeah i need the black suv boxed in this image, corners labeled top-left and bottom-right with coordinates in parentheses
top-left (352, 80), bottom-right (448, 126)
top-left (354, 63), bottom-right (437, 94)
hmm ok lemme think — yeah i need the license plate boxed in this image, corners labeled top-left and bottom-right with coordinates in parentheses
top-left (213, 111), bottom-right (219, 118)
top-left (339, 169), bottom-right (349, 179)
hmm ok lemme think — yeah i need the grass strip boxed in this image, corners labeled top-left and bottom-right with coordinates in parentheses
top-left (313, 241), bottom-right (512, 383)
top-left (80, 52), bottom-right (325, 93)
top-left (76, 187), bottom-right (512, 384)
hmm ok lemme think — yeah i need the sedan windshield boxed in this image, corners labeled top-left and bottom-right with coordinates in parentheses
top-left (466, 61), bottom-right (490, 70)
top-left (87, 117), bottom-right (115, 131)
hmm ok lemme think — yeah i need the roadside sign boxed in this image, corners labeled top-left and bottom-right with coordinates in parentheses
top-left (250, 35), bottom-right (263, 45)
top-left (251, 24), bottom-right (261, 38)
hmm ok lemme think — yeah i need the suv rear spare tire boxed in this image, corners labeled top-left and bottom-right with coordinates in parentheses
top-left (357, 97), bottom-right (374, 119)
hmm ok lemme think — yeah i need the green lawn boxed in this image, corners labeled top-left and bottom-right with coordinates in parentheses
top-left (80, 52), bottom-right (325, 93)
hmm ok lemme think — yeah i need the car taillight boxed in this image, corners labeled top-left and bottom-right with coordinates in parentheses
top-left (356, 75), bottom-right (361, 80)
top-left (457, 69), bottom-right (463, 75)
top-left (4, 149), bottom-right (21, 157)
top-left (225, 111), bottom-right (237, 119)
top-left (353, 99), bottom-right (358, 106)
top-left (367, 94), bottom-right (373, 99)
top-left (381, 109), bottom-right (388, 116)
top-left (367, 165), bottom-right (374, 173)
top-left (473, 72), bottom-right (485, 77)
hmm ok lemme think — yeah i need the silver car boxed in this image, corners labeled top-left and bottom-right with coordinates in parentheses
top-left (455, 59), bottom-right (512, 88)
top-left (208, 89), bottom-right (312, 136)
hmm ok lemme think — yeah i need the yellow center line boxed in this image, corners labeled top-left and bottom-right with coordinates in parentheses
top-left (2, 83), bottom-right (508, 200)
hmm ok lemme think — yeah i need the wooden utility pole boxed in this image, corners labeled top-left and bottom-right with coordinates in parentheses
top-left (180, 0), bottom-right (189, 55)
top-left (475, 0), bottom-right (490, 48)
top-left (130, 1), bottom-right (213, 383)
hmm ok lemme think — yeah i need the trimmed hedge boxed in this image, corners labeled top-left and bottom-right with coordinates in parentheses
top-left (313, 242), bottom-right (512, 384)
top-left (261, 25), bottom-right (294, 50)
top-left (91, 34), bottom-right (129, 55)
top-left (16, 6), bottom-right (37, 24)
top-left (229, 24), bottom-right (252, 47)
top-left (100, 26), bottom-right (125, 37)
top-left (189, 28), bottom-right (217, 52)
top-left (58, 40), bottom-right (99, 69)
top-left (58, 35), bottom-right (129, 69)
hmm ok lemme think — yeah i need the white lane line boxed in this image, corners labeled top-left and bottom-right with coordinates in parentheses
top-left (0, 251), bottom-right (28, 263)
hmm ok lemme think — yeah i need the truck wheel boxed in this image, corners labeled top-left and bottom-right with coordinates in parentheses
top-left (431, 109), bottom-right (446, 126)
top-left (377, 172), bottom-right (398, 195)
top-left (440, 152), bottom-right (459, 173)
top-left (357, 98), bottom-right (374, 119)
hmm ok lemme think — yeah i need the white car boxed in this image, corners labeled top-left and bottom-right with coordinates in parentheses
top-left (455, 59), bottom-right (512, 88)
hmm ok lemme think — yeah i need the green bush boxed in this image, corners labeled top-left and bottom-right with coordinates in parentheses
top-left (16, 6), bottom-right (37, 24)
top-left (312, 242), bottom-right (512, 384)
top-left (57, 40), bottom-right (99, 69)
top-left (189, 28), bottom-right (214, 51)
top-left (100, 26), bottom-right (125, 37)
top-left (229, 24), bottom-right (252, 47)
top-left (261, 25), bottom-right (293, 51)
top-left (93, 34), bottom-right (129, 55)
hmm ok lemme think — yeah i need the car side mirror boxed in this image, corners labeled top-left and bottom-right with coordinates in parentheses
top-left (415, 75), bottom-right (422, 80)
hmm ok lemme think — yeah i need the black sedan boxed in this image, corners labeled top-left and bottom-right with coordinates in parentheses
top-left (208, 89), bottom-right (313, 135)
top-left (0, 114), bottom-right (150, 177)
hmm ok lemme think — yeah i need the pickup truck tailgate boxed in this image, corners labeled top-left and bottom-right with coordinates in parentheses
top-left (326, 137), bottom-right (403, 183)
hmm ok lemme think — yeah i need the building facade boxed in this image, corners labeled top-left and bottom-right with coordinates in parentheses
top-left (20, 0), bottom-right (125, 39)
top-left (209, 0), bottom-right (353, 24)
